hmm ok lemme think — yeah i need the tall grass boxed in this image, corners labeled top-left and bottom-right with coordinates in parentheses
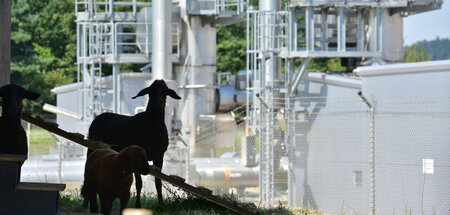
top-left (58, 192), bottom-right (301, 215)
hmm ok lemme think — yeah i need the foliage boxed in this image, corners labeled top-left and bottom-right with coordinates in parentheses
top-left (408, 37), bottom-right (450, 61)
top-left (10, 0), bottom-right (77, 114)
top-left (404, 43), bottom-right (433, 63)
top-left (217, 22), bottom-right (247, 74)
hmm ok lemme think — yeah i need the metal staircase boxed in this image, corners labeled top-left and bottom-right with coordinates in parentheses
top-left (75, 0), bottom-right (181, 120)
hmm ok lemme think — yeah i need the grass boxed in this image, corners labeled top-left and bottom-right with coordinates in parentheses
top-left (27, 128), bottom-right (57, 155)
top-left (58, 192), bottom-right (302, 215)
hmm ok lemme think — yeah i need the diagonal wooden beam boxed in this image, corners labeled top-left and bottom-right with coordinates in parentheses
top-left (147, 166), bottom-right (256, 215)
top-left (20, 112), bottom-right (109, 150)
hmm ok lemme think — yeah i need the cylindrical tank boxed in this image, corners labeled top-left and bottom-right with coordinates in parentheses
top-left (381, 10), bottom-right (403, 62)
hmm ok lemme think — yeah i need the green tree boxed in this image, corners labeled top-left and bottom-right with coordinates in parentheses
top-left (217, 22), bottom-right (247, 74)
top-left (404, 43), bottom-right (433, 63)
top-left (10, 0), bottom-right (76, 114)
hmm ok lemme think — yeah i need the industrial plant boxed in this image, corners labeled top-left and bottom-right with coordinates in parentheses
top-left (17, 0), bottom-right (449, 214)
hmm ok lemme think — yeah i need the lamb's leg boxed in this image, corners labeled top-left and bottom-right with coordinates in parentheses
top-left (119, 191), bottom-right (131, 214)
top-left (154, 156), bottom-right (164, 204)
top-left (100, 195), bottom-right (113, 215)
top-left (134, 173), bottom-right (142, 208)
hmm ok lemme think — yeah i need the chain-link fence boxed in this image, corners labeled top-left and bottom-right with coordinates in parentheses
top-left (18, 95), bottom-right (450, 213)
top-left (188, 95), bottom-right (449, 214)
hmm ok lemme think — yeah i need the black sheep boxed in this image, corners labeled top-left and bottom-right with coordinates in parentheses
top-left (87, 79), bottom-right (181, 207)
top-left (0, 84), bottom-right (40, 180)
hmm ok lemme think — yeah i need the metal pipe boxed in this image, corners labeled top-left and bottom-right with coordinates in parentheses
top-left (289, 57), bottom-right (311, 97)
top-left (43, 104), bottom-right (82, 120)
top-left (358, 91), bottom-right (375, 215)
top-left (152, 0), bottom-right (172, 80)
top-left (337, 7), bottom-right (346, 52)
top-left (357, 91), bottom-right (372, 108)
top-left (112, 64), bottom-right (120, 113)
top-left (255, 93), bottom-right (270, 110)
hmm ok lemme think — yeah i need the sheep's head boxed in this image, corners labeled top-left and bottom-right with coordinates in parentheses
top-left (132, 79), bottom-right (181, 111)
top-left (0, 84), bottom-right (40, 117)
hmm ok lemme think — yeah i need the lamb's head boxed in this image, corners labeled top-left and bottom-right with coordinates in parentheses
top-left (120, 145), bottom-right (151, 175)
top-left (0, 84), bottom-right (40, 118)
top-left (132, 79), bottom-right (181, 111)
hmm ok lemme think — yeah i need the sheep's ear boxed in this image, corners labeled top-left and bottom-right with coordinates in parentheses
top-left (132, 87), bottom-right (151, 99)
top-left (24, 90), bottom-right (40, 100)
top-left (166, 89), bottom-right (181, 100)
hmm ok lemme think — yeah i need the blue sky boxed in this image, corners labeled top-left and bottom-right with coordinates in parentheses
top-left (403, 1), bottom-right (450, 45)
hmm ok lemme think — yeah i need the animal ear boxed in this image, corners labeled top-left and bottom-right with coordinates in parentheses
top-left (24, 90), bottom-right (40, 100)
top-left (132, 87), bottom-right (151, 99)
top-left (166, 89), bottom-right (181, 100)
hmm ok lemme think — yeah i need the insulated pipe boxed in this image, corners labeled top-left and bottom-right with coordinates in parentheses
top-left (152, 0), bottom-right (172, 80)
top-left (152, 0), bottom-right (174, 134)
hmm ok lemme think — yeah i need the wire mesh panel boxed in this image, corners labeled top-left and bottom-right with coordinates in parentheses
top-left (287, 96), bottom-right (371, 214)
top-left (373, 99), bottom-right (450, 215)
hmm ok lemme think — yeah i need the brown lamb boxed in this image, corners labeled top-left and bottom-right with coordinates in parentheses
top-left (81, 145), bottom-right (151, 215)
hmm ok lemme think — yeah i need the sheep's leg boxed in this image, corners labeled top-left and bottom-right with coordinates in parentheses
top-left (134, 173), bottom-right (142, 208)
top-left (119, 191), bottom-right (131, 214)
top-left (16, 162), bottom-right (23, 183)
top-left (154, 156), bottom-right (164, 204)
top-left (88, 192), bottom-right (99, 213)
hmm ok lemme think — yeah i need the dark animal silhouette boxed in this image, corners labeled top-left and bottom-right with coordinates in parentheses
top-left (0, 84), bottom-right (39, 180)
top-left (87, 79), bottom-right (181, 207)
top-left (81, 145), bottom-right (151, 215)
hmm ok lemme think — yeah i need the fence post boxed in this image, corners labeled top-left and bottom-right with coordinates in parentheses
top-left (358, 91), bottom-right (375, 215)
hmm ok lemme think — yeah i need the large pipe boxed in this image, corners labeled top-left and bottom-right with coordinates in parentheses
top-left (152, 0), bottom-right (175, 134)
top-left (182, 15), bottom-right (217, 157)
top-left (381, 10), bottom-right (403, 63)
top-left (152, 0), bottom-right (172, 79)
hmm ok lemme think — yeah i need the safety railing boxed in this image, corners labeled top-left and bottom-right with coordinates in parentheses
top-left (187, 0), bottom-right (247, 15)
top-left (247, 10), bottom-right (289, 54)
top-left (75, 0), bottom-right (152, 17)
top-left (77, 22), bottom-right (180, 62)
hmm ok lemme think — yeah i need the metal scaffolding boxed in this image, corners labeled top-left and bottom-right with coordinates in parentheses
top-left (246, 0), bottom-right (442, 208)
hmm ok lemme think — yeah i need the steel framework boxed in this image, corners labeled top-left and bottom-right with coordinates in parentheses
top-left (246, 0), bottom-right (442, 208)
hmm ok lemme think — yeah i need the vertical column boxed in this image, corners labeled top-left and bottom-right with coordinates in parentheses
top-left (321, 8), bottom-right (327, 51)
top-left (259, 0), bottom-right (281, 207)
top-left (152, 0), bottom-right (172, 80)
top-left (112, 64), bottom-right (120, 113)
top-left (184, 16), bottom-right (217, 157)
top-left (153, 0), bottom-right (175, 135)
top-left (357, 9), bottom-right (364, 52)
top-left (305, 7), bottom-right (314, 52)
top-left (0, 0), bottom-right (12, 86)
top-left (337, 7), bottom-right (346, 52)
